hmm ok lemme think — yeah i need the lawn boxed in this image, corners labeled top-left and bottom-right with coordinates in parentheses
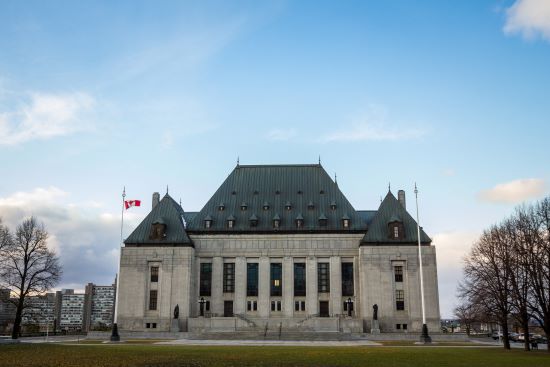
top-left (1, 343), bottom-right (550, 367)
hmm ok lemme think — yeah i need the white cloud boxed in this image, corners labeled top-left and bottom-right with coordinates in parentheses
top-left (443, 169), bottom-right (456, 177)
top-left (266, 128), bottom-right (297, 141)
top-left (504, 0), bottom-right (550, 41)
top-left (0, 91), bottom-right (94, 145)
top-left (321, 121), bottom-right (424, 143)
top-left (478, 178), bottom-right (547, 204)
top-left (433, 231), bottom-right (480, 318)
top-left (0, 187), bottom-right (141, 289)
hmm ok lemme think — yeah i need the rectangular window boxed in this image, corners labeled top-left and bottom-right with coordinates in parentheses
top-left (223, 263), bottom-right (235, 293)
top-left (271, 300), bottom-right (281, 312)
top-left (200, 263), bottom-right (212, 297)
top-left (396, 290), bottom-right (405, 310)
top-left (295, 301), bottom-right (306, 311)
top-left (403, 324), bottom-right (408, 330)
top-left (318, 263), bottom-right (330, 293)
top-left (150, 266), bottom-right (159, 283)
top-left (247, 263), bottom-right (258, 297)
top-left (394, 226), bottom-right (399, 238)
top-left (270, 263), bottom-right (282, 297)
top-left (152, 323), bottom-right (157, 329)
top-left (146, 323), bottom-right (150, 328)
top-left (205, 301), bottom-right (210, 311)
top-left (294, 263), bottom-right (306, 297)
top-left (149, 290), bottom-right (158, 310)
top-left (396, 324), bottom-right (401, 330)
top-left (247, 300), bottom-right (257, 311)
top-left (394, 266), bottom-right (403, 283)
top-left (341, 262), bottom-right (354, 296)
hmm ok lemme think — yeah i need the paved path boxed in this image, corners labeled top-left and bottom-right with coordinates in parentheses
top-left (157, 339), bottom-right (381, 347)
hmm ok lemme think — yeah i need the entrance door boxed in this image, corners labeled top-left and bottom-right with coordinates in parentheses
top-left (224, 300), bottom-right (234, 317)
top-left (319, 301), bottom-right (329, 317)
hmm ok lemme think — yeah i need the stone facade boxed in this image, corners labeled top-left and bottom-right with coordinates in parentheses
top-left (117, 164), bottom-right (440, 334)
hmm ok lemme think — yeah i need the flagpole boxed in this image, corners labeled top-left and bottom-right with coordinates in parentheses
top-left (111, 187), bottom-right (125, 342)
top-left (415, 183), bottom-right (431, 343)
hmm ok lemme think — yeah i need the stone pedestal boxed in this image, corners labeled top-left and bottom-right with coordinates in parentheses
top-left (171, 319), bottom-right (180, 332)
top-left (371, 320), bottom-right (380, 334)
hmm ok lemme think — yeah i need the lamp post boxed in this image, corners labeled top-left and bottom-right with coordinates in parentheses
top-left (415, 183), bottom-right (431, 343)
top-left (346, 298), bottom-right (353, 317)
top-left (199, 297), bottom-right (206, 317)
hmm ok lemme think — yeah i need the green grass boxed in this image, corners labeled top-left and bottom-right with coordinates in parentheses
top-left (1, 344), bottom-right (550, 367)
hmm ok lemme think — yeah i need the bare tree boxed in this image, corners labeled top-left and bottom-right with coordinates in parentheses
top-left (0, 217), bottom-right (61, 339)
top-left (525, 198), bottom-right (550, 351)
top-left (0, 218), bottom-right (10, 251)
top-left (454, 300), bottom-right (480, 336)
top-left (460, 225), bottom-right (513, 349)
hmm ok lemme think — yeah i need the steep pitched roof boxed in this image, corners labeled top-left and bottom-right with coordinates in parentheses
top-left (361, 191), bottom-right (431, 245)
top-left (125, 194), bottom-right (192, 245)
top-left (187, 164), bottom-right (366, 233)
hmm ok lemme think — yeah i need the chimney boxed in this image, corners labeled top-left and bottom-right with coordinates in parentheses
top-left (152, 192), bottom-right (160, 209)
top-left (398, 190), bottom-right (406, 209)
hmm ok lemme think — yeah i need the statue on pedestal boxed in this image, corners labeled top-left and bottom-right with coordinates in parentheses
top-left (371, 304), bottom-right (380, 334)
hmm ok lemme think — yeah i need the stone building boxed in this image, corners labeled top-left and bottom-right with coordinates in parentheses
top-left (117, 164), bottom-right (440, 333)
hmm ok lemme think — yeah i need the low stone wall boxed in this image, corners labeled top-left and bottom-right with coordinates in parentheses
top-left (87, 331), bottom-right (188, 340)
top-left (365, 332), bottom-right (470, 342)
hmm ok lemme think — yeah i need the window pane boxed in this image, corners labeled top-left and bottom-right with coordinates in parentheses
top-left (223, 263), bottom-right (235, 293)
top-left (341, 263), bottom-right (354, 296)
top-left (200, 263), bottom-right (212, 296)
top-left (317, 263), bottom-right (330, 293)
top-left (396, 290), bottom-right (405, 310)
top-left (247, 263), bottom-right (258, 297)
top-left (294, 263), bottom-right (306, 297)
top-left (149, 290), bottom-right (158, 310)
top-left (150, 266), bottom-right (159, 283)
top-left (270, 263), bottom-right (282, 296)
top-left (394, 266), bottom-right (403, 282)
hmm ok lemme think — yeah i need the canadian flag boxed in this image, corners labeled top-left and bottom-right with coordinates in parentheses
top-left (124, 200), bottom-right (141, 209)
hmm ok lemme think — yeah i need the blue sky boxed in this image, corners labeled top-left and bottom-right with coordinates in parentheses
top-left (1, 0), bottom-right (549, 318)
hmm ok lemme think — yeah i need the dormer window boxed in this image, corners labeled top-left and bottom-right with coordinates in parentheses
top-left (296, 214), bottom-right (304, 228)
top-left (149, 218), bottom-right (167, 240)
top-left (285, 201), bottom-right (292, 211)
top-left (218, 203), bottom-right (225, 211)
top-left (249, 214), bottom-right (258, 227)
top-left (342, 215), bottom-right (350, 228)
top-left (204, 215), bottom-right (212, 229)
top-left (273, 214), bottom-right (281, 228)
top-left (388, 217), bottom-right (404, 239)
top-left (330, 200), bottom-right (337, 210)
top-left (227, 215), bottom-right (235, 228)
top-left (263, 201), bottom-right (270, 211)
top-left (318, 214), bottom-right (328, 227)
top-left (241, 202), bottom-right (248, 211)
top-left (307, 201), bottom-right (315, 210)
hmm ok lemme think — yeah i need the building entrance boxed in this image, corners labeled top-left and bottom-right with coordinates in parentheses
top-left (224, 301), bottom-right (234, 317)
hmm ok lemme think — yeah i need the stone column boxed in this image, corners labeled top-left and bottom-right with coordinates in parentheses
top-left (258, 256), bottom-right (270, 318)
top-left (234, 257), bottom-right (247, 315)
top-left (306, 256), bottom-right (318, 316)
top-left (330, 256), bottom-right (342, 316)
top-left (282, 256), bottom-right (293, 317)
top-left (211, 256), bottom-right (223, 316)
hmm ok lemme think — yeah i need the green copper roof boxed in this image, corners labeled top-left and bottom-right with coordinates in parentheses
top-left (125, 194), bottom-right (192, 245)
top-left (360, 191), bottom-right (431, 245)
top-left (187, 164), bottom-right (365, 232)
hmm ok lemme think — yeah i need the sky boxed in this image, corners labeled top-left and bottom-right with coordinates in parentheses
top-left (0, 0), bottom-right (549, 318)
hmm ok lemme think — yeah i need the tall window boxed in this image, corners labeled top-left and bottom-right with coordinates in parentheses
top-left (247, 263), bottom-right (258, 297)
top-left (270, 263), bottom-right (282, 296)
top-left (200, 263), bottom-right (212, 297)
top-left (394, 266), bottom-right (403, 282)
top-left (223, 263), bottom-right (235, 293)
top-left (149, 290), bottom-right (158, 310)
top-left (294, 263), bottom-right (306, 297)
top-left (150, 266), bottom-right (159, 283)
top-left (341, 262), bottom-right (354, 296)
top-left (396, 290), bottom-right (405, 310)
top-left (318, 263), bottom-right (330, 293)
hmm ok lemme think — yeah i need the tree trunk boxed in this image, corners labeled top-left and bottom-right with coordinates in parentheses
top-left (502, 318), bottom-right (511, 350)
top-left (11, 295), bottom-right (24, 339)
top-left (522, 316), bottom-right (530, 351)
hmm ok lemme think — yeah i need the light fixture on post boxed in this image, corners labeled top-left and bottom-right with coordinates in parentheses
top-left (347, 297), bottom-right (353, 317)
top-left (199, 297), bottom-right (206, 317)
top-left (415, 183), bottom-right (431, 344)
